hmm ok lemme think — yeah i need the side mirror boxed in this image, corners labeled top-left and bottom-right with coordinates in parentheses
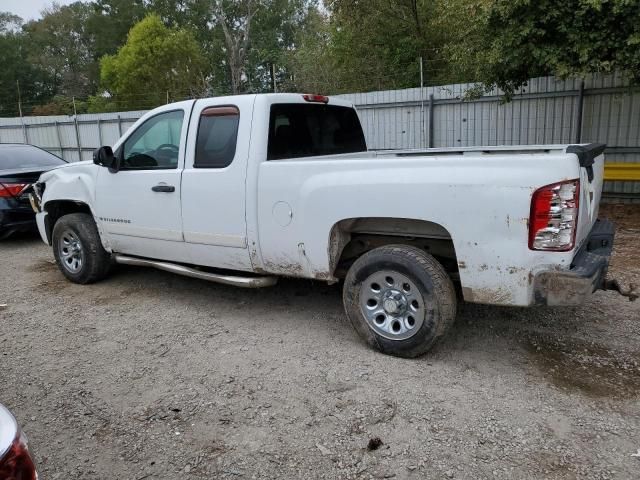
top-left (93, 146), bottom-right (117, 170)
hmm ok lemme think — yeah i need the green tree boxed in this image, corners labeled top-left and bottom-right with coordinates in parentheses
top-left (0, 13), bottom-right (52, 116)
top-left (24, 1), bottom-right (96, 98)
top-left (445, 0), bottom-right (640, 98)
top-left (0, 12), bottom-right (21, 31)
top-left (91, 14), bottom-right (207, 111)
top-left (87, 0), bottom-right (148, 60)
top-left (287, 7), bottom-right (343, 93)
top-left (31, 95), bottom-right (87, 116)
top-left (212, 0), bottom-right (258, 95)
top-left (208, 0), bottom-right (319, 95)
top-left (289, 0), bottom-right (455, 94)
top-left (246, 0), bottom-right (316, 92)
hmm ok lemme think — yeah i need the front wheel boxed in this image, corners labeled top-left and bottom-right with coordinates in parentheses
top-left (52, 213), bottom-right (112, 284)
top-left (343, 245), bottom-right (457, 358)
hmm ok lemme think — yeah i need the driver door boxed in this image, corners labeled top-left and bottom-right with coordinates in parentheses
top-left (95, 105), bottom-right (191, 262)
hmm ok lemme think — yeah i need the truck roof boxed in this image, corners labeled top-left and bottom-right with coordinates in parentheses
top-left (185, 93), bottom-right (356, 109)
top-left (252, 93), bottom-right (355, 109)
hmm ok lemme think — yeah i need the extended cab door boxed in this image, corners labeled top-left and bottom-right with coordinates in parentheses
top-left (181, 96), bottom-right (255, 270)
top-left (95, 104), bottom-right (191, 262)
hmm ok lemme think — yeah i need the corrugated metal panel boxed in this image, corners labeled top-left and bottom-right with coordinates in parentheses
top-left (0, 110), bottom-right (145, 162)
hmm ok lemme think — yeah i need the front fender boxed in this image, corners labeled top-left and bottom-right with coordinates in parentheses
top-left (40, 162), bottom-right (97, 210)
top-left (39, 163), bottom-right (111, 251)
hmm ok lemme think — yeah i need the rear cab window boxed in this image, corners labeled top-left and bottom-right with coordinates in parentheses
top-left (267, 104), bottom-right (366, 160)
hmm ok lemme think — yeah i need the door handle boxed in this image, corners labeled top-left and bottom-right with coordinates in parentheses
top-left (151, 184), bottom-right (175, 193)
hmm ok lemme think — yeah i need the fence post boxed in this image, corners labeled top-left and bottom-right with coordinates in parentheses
top-left (19, 114), bottom-right (27, 144)
top-left (117, 115), bottom-right (122, 136)
top-left (97, 119), bottom-right (103, 146)
top-left (428, 93), bottom-right (434, 148)
top-left (73, 117), bottom-right (82, 161)
top-left (419, 57), bottom-right (425, 148)
top-left (54, 121), bottom-right (63, 159)
top-left (575, 80), bottom-right (585, 143)
top-left (17, 80), bottom-right (28, 144)
top-left (71, 97), bottom-right (82, 161)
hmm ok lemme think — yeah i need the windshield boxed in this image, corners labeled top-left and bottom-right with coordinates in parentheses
top-left (0, 145), bottom-right (66, 170)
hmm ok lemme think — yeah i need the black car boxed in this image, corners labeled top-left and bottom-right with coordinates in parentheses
top-left (0, 144), bottom-right (66, 239)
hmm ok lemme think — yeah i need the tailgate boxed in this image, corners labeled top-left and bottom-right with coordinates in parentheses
top-left (567, 143), bottom-right (606, 250)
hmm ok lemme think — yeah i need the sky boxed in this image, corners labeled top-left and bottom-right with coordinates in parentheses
top-left (2, 0), bottom-right (75, 21)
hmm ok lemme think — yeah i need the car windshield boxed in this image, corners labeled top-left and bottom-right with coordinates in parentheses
top-left (0, 145), bottom-right (66, 170)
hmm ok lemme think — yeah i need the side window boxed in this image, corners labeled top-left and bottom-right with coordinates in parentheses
top-left (121, 110), bottom-right (184, 170)
top-left (194, 106), bottom-right (240, 168)
top-left (267, 104), bottom-right (367, 160)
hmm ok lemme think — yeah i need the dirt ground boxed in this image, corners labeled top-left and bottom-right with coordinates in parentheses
top-left (1, 204), bottom-right (639, 480)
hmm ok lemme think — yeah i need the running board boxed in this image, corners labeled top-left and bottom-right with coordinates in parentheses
top-left (113, 255), bottom-right (278, 288)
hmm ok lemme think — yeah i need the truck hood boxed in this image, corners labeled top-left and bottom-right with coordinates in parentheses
top-left (38, 160), bottom-right (94, 183)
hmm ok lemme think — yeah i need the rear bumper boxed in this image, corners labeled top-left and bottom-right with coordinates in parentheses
top-left (0, 200), bottom-right (37, 238)
top-left (533, 219), bottom-right (614, 306)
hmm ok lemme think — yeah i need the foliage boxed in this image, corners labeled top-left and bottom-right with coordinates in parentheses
top-left (294, 0), bottom-right (456, 93)
top-left (207, 0), bottom-right (318, 95)
top-left (88, 0), bottom-right (148, 60)
top-left (87, 94), bottom-right (122, 113)
top-left (246, 0), bottom-right (316, 92)
top-left (0, 12), bottom-right (22, 31)
top-left (91, 14), bottom-right (206, 111)
top-left (0, 15), bottom-right (52, 116)
top-left (24, 2), bottom-right (96, 97)
top-left (446, 0), bottom-right (640, 98)
top-left (286, 7), bottom-right (341, 93)
top-left (2, 0), bottom-right (640, 115)
top-left (31, 95), bottom-right (87, 116)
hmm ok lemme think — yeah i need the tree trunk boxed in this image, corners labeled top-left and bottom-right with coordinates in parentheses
top-left (215, 0), bottom-right (255, 95)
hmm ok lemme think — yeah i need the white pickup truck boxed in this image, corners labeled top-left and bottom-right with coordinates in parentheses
top-left (30, 93), bottom-right (631, 357)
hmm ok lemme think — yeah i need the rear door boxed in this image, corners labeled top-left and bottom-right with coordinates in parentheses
top-left (181, 96), bottom-right (255, 270)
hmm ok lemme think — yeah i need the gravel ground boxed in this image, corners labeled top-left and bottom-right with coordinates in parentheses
top-left (1, 204), bottom-right (639, 480)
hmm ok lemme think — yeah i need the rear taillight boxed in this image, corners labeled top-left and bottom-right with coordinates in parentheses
top-left (529, 179), bottom-right (580, 251)
top-left (0, 432), bottom-right (37, 480)
top-left (0, 183), bottom-right (29, 198)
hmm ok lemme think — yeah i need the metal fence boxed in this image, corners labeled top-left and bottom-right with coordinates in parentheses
top-left (1, 73), bottom-right (638, 200)
top-left (0, 111), bottom-right (146, 163)
top-left (338, 73), bottom-right (640, 201)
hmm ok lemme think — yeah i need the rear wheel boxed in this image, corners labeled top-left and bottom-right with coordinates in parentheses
top-left (52, 213), bottom-right (112, 284)
top-left (343, 245), bottom-right (456, 358)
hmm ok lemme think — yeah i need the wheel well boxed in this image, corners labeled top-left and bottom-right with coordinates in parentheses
top-left (329, 218), bottom-right (459, 279)
top-left (43, 200), bottom-right (92, 244)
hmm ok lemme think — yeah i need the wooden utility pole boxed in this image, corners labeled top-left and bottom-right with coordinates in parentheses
top-left (272, 63), bottom-right (277, 93)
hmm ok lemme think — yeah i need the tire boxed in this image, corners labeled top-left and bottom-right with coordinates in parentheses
top-left (343, 244), bottom-right (456, 358)
top-left (52, 213), bottom-right (112, 284)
